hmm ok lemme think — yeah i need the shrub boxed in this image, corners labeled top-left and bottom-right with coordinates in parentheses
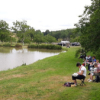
top-left (3, 43), bottom-right (11, 47)
top-left (28, 44), bottom-right (38, 48)
top-left (15, 44), bottom-right (22, 47)
top-left (54, 45), bottom-right (62, 49)
top-left (24, 39), bottom-right (31, 44)
top-left (75, 48), bottom-right (86, 58)
top-left (0, 44), bottom-right (3, 47)
top-left (28, 44), bottom-right (62, 50)
top-left (95, 48), bottom-right (100, 60)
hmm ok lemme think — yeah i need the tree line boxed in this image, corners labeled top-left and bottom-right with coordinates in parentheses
top-left (0, 20), bottom-right (79, 44)
top-left (0, 20), bottom-right (57, 44)
top-left (1, 0), bottom-right (99, 55)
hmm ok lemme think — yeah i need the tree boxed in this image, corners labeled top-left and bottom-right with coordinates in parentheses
top-left (48, 29), bottom-right (76, 41)
top-left (33, 34), bottom-right (45, 44)
top-left (43, 30), bottom-right (50, 36)
top-left (25, 27), bottom-right (35, 41)
top-left (35, 30), bottom-right (42, 35)
top-left (75, 0), bottom-right (100, 52)
top-left (12, 20), bottom-right (30, 43)
top-left (0, 20), bottom-right (10, 42)
top-left (44, 35), bottom-right (57, 43)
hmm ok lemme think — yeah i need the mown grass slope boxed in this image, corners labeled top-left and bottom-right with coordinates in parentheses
top-left (0, 46), bottom-right (99, 100)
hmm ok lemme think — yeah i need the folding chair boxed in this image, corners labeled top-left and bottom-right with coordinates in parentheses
top-left (80, 77), bottom-right (86, 86)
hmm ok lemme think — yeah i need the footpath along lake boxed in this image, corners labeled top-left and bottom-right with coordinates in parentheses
top-left (0, 47), bottom-right (63, 71)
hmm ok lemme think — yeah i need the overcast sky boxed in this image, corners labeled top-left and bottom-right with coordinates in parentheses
top-left (0, 0), bottom-right (91, 32)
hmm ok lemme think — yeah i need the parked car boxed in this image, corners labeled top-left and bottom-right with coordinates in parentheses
top-left (57, 42), bottom-right (66, 46)
top-left (71, 42), bottom-right (80, 46)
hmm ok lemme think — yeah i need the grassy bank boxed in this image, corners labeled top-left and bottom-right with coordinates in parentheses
top-left (28, 44), bottom-right (62, 50)
top-left (0, 46), bottom-right (99, 100)
top-left (0, 42), bottom-right (62, 50)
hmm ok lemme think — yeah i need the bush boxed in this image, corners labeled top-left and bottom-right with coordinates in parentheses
top-left (94, 48), bottom-right (100, 60)
top-left (0, 44), bottom-right (3, 47)
top-left (75, 48), bottom-right (86, 58)
top-left (28, 44), bottom-right (62, 50)
top-left (15, 44), bottom-right (22, 47)
top-left (24, 39), bottom-right (30, 44)
top-left (3, 43), bottom-right (11, 47)
top-left (28, 44), bottom-right (38, 48)
top-left (75, 48), bottom-right (81, 58)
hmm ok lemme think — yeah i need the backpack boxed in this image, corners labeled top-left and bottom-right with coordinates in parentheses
top-left (63, 82), bottom-right (74, 87)
top-left (95, 76), bottom-right (100, 82)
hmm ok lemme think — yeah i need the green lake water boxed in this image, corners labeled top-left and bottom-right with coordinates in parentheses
top-left (0, 47), bottom-right (62, 71)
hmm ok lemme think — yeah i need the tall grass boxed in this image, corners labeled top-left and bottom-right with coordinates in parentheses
top-left (0, 46), bottom-right (99, 100)
top-left (3, 43), bottom-right (11, 47)
top-left (28, 44), bottom-right (62, 50)
top-left (15, 43), bottom-right (22, 47)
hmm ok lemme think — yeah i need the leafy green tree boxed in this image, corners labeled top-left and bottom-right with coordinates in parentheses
top-left (43, 30), bottom-right (50, 36)
top-left (12, 20), bottom-right (30, 43)
top-left (0, 20), bottom-right (10, 42)
top-left (25, 27), bottom-right (35, 41)
top-left (70, 29), bottom-right (81, 42)
top-left (33, 34), bottom-right (45, 44)
top-left (75, 0), bottom-right (100, 52)
top-left (35, 30), bottom-right (42, 35)
top-left (44, 35), bottom-right (57, 43)
top-left (48, 29), bottom-right (76, 41)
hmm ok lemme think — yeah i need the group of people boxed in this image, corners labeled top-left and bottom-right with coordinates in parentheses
top-left (72, 55), bottom-right (100, 86)
top-left (85, 56), bottom-right (100, 82)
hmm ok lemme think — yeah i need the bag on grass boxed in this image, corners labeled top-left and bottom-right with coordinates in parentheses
top-left (63, 82), bottom-right (74, 87)
top-left (63, 82), bottom-right (71, 87)
top-left (95, 76), bottom-right (100, 82)
top-left (93, 76), bottom-right (100, 82)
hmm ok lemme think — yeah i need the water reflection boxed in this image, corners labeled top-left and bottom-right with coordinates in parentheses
top-left (0, 47), bottom-right (11, 53)
top-left (0, 47), bottom-right (62, 71)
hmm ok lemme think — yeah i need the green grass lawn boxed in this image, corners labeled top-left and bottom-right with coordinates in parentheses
top-left (0, 46), bottom-right (99, 100)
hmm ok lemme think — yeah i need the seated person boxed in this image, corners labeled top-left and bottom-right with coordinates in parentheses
top-left (88, 62), bottom-right (100, 82)
top-left (92, 56), bottom-right (96, 64)
top-left (79, 53), bottom-right (84, 59)
top-left (88, 56), bottom-right (96, 71)
top-left (87, 55), bottom-right (92, 62)
top-left (79, 51), bottom-right (86, 59)
top-left (96, 59), bottom-right (100, 66)
top-left (72, 62), bottom-right (86, 86)
top-left (88, 61), bottom-right (94, 71)
top-left (84, 55), bottom-right (92, 66)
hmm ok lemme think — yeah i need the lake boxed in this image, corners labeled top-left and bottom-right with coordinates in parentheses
top-left (0, 47), bottom-right (62, 71)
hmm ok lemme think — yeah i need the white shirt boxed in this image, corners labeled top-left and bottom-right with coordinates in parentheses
top-left (79, 65), bottom-right (86, 77)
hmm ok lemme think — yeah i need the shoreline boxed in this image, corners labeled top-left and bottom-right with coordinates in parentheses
top-left (0, 47), bottom-right (64, 72)
top-left (0, 46), bottom-right (98, 100)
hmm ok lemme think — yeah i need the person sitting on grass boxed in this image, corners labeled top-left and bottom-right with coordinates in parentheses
top-left (84, 55), bottom-right (92, 67)
top-left (72, 62), bottom-right (86, 86)
top-left (88, 62), bottom-right (100, 82)
top-left (92, 56), bottom-right (96, 64)
top-left (88, 59), bottom-right (100, 81)
top-left (96, 59), bottom-right (100, 66)
top-left (87, 56), bottom-right (96, 75)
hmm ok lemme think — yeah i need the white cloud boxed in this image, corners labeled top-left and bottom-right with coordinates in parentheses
top-left (0, 0), bottom-right (91, 31)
